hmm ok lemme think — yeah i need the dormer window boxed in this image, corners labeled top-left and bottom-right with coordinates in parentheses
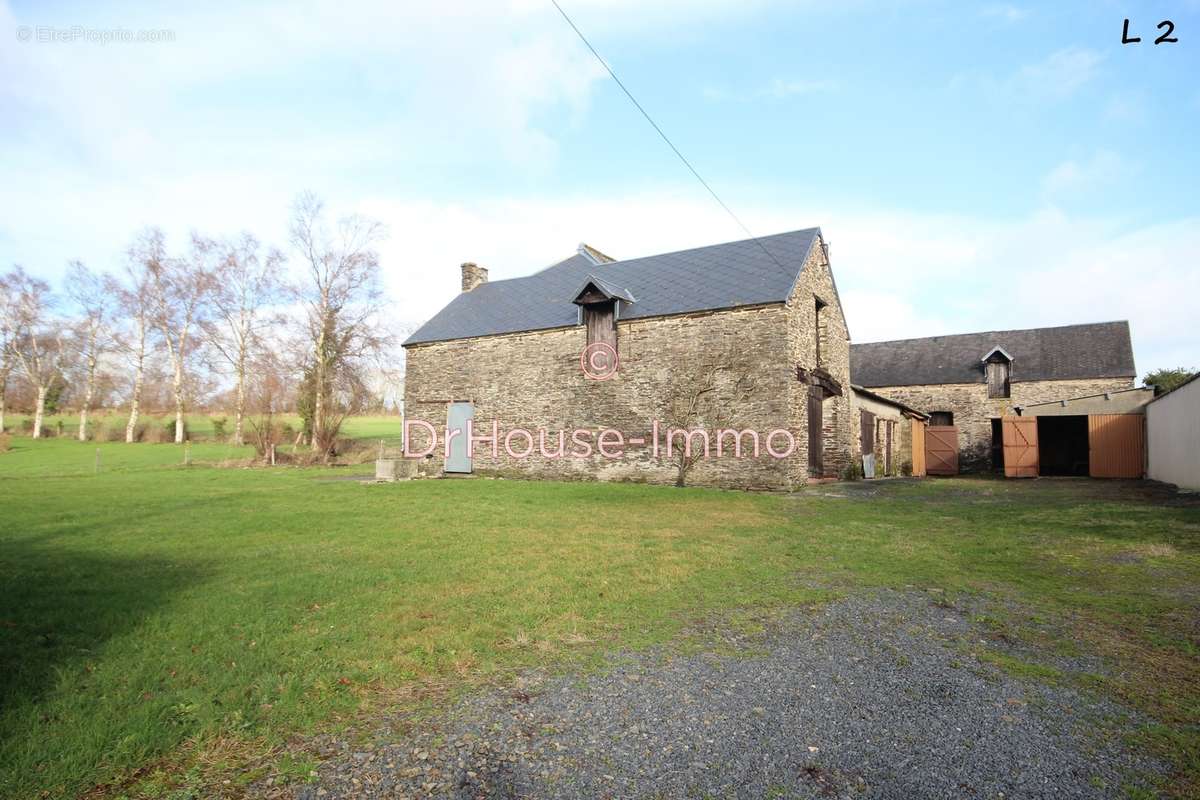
top-left (571, 274), bottom-right (635, 362)
top-left (982, 346), bottom-right (1012, 398)
top-left (582, 297), bottom-right (616, 349)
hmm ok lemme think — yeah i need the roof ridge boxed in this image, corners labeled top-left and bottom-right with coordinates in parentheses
top-left (593, 227), bottom-right (821, 269)
top-left (852, 319), bottom-right (1130, 347)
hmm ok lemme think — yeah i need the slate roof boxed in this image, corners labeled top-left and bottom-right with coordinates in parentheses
top-left (850, 321), bottom-right (1136, 388)
top-left (403, 228), bottom-right (821, 346)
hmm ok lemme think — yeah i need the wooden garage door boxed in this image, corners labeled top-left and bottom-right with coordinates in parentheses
top-left (1001, 417), bottom-right (1039, 478)
top-left (1089, 415), bottom-right (1145, 478)
top-left (924, 426), bottom-right (959, 475)
top-left (911, 420), bottom-right (927, 477)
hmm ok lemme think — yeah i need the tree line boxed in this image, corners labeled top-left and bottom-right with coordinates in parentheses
top-left (0, 193), bottom-right (398, 459)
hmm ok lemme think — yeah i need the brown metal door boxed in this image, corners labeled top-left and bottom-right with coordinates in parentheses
top-left (1002, 417), bottom-right (1039, 478)
top-left (911, 420), bottom-right (927, 477)
top-left (924, 426), bottom-right (959, 475)
top-left (1088, 415), bottom-right (1145, 478)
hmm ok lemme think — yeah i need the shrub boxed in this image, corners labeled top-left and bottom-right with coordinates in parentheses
top-left (20, 418), bottom-right (33, 434)
top-left (158, 418), bottom-right (189, 442)
top-left (103, 421), bottom-right (145, 442)
top-left (0, 433), bottom-right (9, 453)
top-left (900, 460), bottom-right (913, 477)
top-left (841, 461), bottom-right (864, 481)
top-left (211, 417), bottom-right (227, 441)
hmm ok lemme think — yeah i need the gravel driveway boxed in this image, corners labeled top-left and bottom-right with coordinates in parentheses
top-left (275, 591), bottom-right (1159, 799)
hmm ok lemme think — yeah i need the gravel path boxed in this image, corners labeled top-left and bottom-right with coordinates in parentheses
top-left (275, 591), bottom-right (1160, 799)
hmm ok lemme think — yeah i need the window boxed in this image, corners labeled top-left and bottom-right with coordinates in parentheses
top-left (929, 411), bottom-right (954, 427)
top-left (986, 358), bottom-right (1011, 398)
top-left (814, 296), bottom-right (828, 368)
top-left (583, 300), bottom-right (616, 350)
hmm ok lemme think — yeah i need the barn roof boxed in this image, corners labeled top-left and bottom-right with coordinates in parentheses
top-left (850, 321), bottom-right (1136, 387)
top-left (403, 228), bottom-right (821, 346)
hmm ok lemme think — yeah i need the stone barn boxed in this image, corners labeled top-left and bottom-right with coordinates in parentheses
top-left (849, 322), bottom-right (1139, 473)
top-left (402, 228), bottom-right (857, 489)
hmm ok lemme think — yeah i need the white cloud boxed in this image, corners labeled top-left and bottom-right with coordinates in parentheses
top-left (1016, 47), bottom-right (1104, 99)
top-left (980, 4), bottom-right (1030, 23)
top-left (704, 77), bottom-right (839, 102)
top-left (758, 78), bottom-right (840, 98)
top-left (1041, 150), bottom-right (1132, 196)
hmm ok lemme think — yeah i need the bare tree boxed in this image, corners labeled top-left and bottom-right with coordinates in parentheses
top-left (203, 234), bottom-right (283, 445)
top-left (662, 344), bottom-right (758, 487)
top-left (65, 261), bottom-right (113, 441)
top-left (4, 267), bottom-right (67, 439)
top-left (145, 230), bottom-right (215, 444)
top-left (114, 240), bottom-right (158, 443)
top-left (0, 273), bottom-right (15, 432)
top-left (289, 192), bottom-right (390, 459)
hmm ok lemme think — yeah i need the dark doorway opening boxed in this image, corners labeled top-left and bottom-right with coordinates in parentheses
top-left (990, 418), bottom-right (1004, 472)
top-left (929, 411), bottom-right (954, 427)
top-left (1036, 416), bottom-right (1089, 476)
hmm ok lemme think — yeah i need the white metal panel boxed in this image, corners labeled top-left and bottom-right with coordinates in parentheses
top-left (445, 402), bottom-right (474, 473)
top-left (1147, 378), bottom-right (1200, 491)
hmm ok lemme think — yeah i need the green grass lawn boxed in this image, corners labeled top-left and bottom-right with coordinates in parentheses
top-left (1, 412), bottom-right (403, 443)
top-left (1, 438), bottom-right (1197, 798)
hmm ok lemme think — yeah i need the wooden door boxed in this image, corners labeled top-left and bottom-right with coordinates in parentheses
top-left (885, 421), bottom-right (894, 474)
top-left (1088, 415), bottom-right (1145, 478)
top-left (808, 389), bottom-right (824, 476)
top-left (1001, 417), bottom-right (1039, 478)
top-left (924, 426), bottom-right (959, 475)
top-left (911, 420), bottom-right (927, 477)
top-left (859, 410), bottom-right (875, 456)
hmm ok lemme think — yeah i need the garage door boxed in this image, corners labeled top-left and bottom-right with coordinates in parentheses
top-left (1001, 417), bottom-right (1039, 478)
top-left (1089, 415), bottom-right (1144, 478)
top-left (924, 426), bottom-right (959, 475)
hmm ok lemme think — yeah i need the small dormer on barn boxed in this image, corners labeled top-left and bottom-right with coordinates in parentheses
top-left (981, 346), bottom-right (1012, 398)
top-left (571, 274), bottom-right (635, 356)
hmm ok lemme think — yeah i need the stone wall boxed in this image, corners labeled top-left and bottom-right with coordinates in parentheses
top-left (850, 390), bottom-right (913, 477)
top-left (405, 304), bottom-right (801, 489)
top-left (782, 239), bottom-right (855, 481)
top-left (867, 377), bottom-right (1135, 470)
top-left (403, 232), bottom-right (857, 489)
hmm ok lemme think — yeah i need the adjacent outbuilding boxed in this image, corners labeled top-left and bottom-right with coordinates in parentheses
top-left (1009, 386), bottom-right (1155, 479)
top-left (1145, 374), bottom-right (1200, 491)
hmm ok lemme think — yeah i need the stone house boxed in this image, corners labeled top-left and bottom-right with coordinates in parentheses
top-left (404, 229), bottom-right (1142, 487)
top-left (402, 228), bottom-right (857, 490)
top-left (849, 322), bottom-right (1138, 472)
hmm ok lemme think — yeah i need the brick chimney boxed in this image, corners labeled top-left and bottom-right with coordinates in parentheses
top-left (460, 262), bottom-right (488, 293)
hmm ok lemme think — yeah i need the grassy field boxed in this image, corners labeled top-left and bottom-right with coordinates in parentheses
top-left (1, 438), bottom-right (1197, 798)
top-left (0, 412), bottom-right (403, 443)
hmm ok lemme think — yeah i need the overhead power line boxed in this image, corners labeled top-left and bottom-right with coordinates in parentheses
top-left (547, 0), bottom-right (792, 273)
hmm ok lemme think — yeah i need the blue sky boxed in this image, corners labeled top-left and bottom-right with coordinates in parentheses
top-left (1, 0), bottom-right (1197, 372)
